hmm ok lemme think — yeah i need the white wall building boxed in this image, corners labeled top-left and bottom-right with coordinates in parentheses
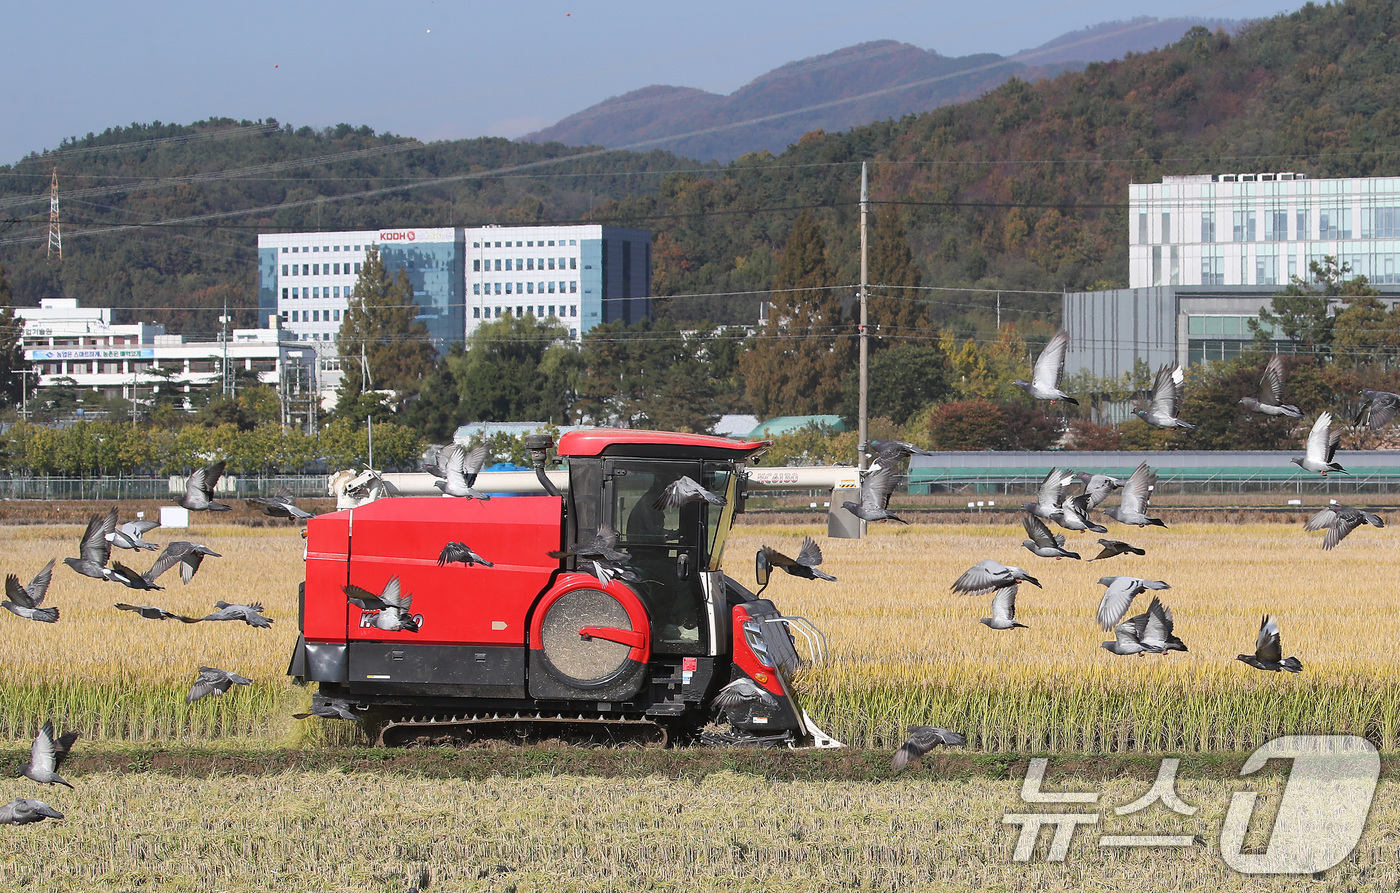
top-left (1129, 172), bottom-right (1400, 289)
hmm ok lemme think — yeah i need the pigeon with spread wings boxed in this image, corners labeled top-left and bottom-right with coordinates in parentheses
top-left (1134, 365), bottom-right (1195, 429)
top-left (1236, 615), bottom-right (1302, 672)
top-left (1013, 329), bottom-right (1078, 405)
top-left (3, 559), bottom-right (58, 623)
top-left (434, 443), bottom-right (490, 499)
top-left (1291, 412), bottom-right (1347, 476)
top-left (891, 726), bottom-right (968, 771)
top-left (1303, 504), bottom-right (1383, 550)
top-left (842, 461), bottom-right (906, 523)
top-left (177, 461), bottom-right (231, 511)
top-left (1239, 355), bottom-right (1303, 418)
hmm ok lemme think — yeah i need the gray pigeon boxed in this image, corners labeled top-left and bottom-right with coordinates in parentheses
top-left (108, 561), bottom-right (164, 592)
top-left (1291, 412), bottom-right (1347, 476)
top-left (245, 488), bottom-right (313, 520)
top-left (1101, 618), bottom-right (1152, 656)
top-left (1023, 467), bottom-right (1074, 522)
top-left (653, 475), bottom-right (726, 510)
top-left (437, 542), bottom-right (494, 567)
top-left (711, 678), bottom-right (779, 715)
top-left (979, 585), bottom-right (1028, 631)
top-left (18, 721), bottom-right (78, 788)
top-left (1236, 615), bottom-right (1302, 672)
top-left (3, 560), bottom-right (58, 623)
top-left (588, 559), bottom-right (643, 589)
top-left (177, 461), bottom-right (231, 511)
top-left (1134, 365), bottom-right (1195, 429)
top-left (1096, 576), bottom-right (1171, 631)
top-left (1076, 472), bottom-right (1123, 509)
top-left (1055, 492), bottom-right (1108, 534)
top-left (107, 518), bottom-right (160, 551)
top-left (114, 603), bottom-right (198, 622)
top-left (1101, 461), bottom-right (1167, 528)
top-left (434, 443), bottom-right (490, 499)
top-left (344, 578), bottom-right (419, 633)
top-left (146, 541), bottom-right (222, 585)
top-left (891, 726), bottom-right (968, 770)
top-left (293, 698), bottom-right (362, 722)
top-left (867, 439), bottom-right (935, 465)
top-left (951, 559), bottom-right (1041, 596)
top-left (758, 537), bottom-right (836, 582)
top-left (1102, 596), bottom-right (1186, 655)
top-left (1354, 388), bottom-right (1400, 430)
top-left (843, 462), bottom-right (907, 523)
top-left (1238, 355), bottom-right (1303, 418)
top-left (1087, 539), bottom-right (1145, 561)
top-left (187, 666), bottom-right (253, 703)
top-left (1020, 514), bottom-right (1080, 560)
top-left (0, 799), bottom-right (63, 825)
top-left (63, 508), bottom-right (118, 581)
top-left (195, 601), bottom-right (273, 628)
top-left (1304, 504), bottom-right (1384, 550)
top-left (548, 525), bottom-right (631, 563)
top-left (1013, 330), bottom-right (1077, 405)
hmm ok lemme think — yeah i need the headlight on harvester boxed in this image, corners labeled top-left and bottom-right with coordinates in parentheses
top-left (741, 620), bottom-right (774, 669)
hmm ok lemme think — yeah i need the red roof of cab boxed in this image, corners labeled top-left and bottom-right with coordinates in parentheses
top-left (556, 428), bottom-right (771, 460)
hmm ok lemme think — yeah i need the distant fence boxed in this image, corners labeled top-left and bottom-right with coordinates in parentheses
top-left (0, 475), bottom-right (333, 501)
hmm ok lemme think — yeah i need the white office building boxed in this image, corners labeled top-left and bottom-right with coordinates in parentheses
top-left (1129, 172), bottom-right (1400, 289)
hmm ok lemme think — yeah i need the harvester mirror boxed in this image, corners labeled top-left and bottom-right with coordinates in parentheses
top-left (755, 550), bottom-right (770, 588)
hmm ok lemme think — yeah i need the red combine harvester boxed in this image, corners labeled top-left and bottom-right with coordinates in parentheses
top-left (288, 429), bottom-right (839, 747)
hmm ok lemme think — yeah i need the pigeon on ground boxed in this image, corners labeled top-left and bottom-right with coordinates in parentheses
top-left (0, 799), bottom-right (63, 825)
top-left (891, 726), bottom-right (968, 770)
top-left (1102, 596), bottom-right (1186, 655)
top-left (866, 439), bottom-right (935, 465)
top-left (18, 721), bottom-right (78, 788)
top-left (711, 678), bottom-right (779, 714)
top-left (1304, 504), bottom-right (1385, 550)
top-left (177, 461), bottom-right (231, 511)
top-left (1013, 329), bottom-right (1078, 405)
top-left (3, 559), bottom-right (58, 623)
top-left (1023, 467), bottom-right (1074, 522)
top-left (344, 578), bottom-right (418, 633)
top-left (843, 462), bottom-right (907, 523)
top-left (1020, 514), bottom-right (1080, 560)
top-left (434, 443), bottom-right (490, 499)
top-left (245, 488), bottom-right (313, 520)
top-left (193, 601), bottom-right (273, 628)
top-left (1095, 576), bottom-right (1171, 631)
top-left (1101, 461), bottom-right (1167, 528)
top-left (293, 699), bottom-right (363, 722)
top-left (1292, 412), bottom-right (1347, 476)
top-left (979, 585), bottom-right (1029, 631)
top-left (1236, 615), bottom-right (1302, 672)
top-left (107, 518), bottom-right (160, 551)
top-left (653, 475), bottom-right (726, 510)
top-left (758, 537), bottom-right (837, 583)
top-left (1134, 365), bottom-right (1195, 429)
top-left (343, 467), bottom-right (400, 501)
top-left (437, 542), bottom-right (494, 567)
top-left (1055, 492), bottom-right (1108, 534)
top-left (1354, 388), bottom-right (1400, 430)
top-left (114, 603), bottom-right (198, 622)
top-left (187, 666), bottom-right (252, 703)
top-left (548, 525), bottom-right (631, 563)
top-left (107, 561), bottom-right (164, 591)
top-left (146, 541), bottom-right (221, 585)
top-left (1239, 355), bottom-right (1303, 418)
top-left (951, 560), bottom-right (1041, 596)
top-left (63, 508), bottom-right (118, 581)
top-left (1076, 472), bottom-right (1123, 509)
top-left (1087, 539), bottom-right (1146, 562)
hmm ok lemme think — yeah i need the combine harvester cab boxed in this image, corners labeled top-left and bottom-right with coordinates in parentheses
top-left (288, 429), bottom-right (840, 748)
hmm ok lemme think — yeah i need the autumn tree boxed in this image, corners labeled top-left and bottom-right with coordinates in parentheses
top-left (866, 209), bottom-right (931, 345)
top-left (335, 246), bottom-right (437, 420)
top-left (739, 211), bottom-right (849, 417)
top-left (576, 319), bottom-right (721, 433)
top-left (1250, 256), bottom-right (1374, 355)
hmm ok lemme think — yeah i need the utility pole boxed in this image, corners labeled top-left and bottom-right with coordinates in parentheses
top-left (16, 368), bottom-right (36, 419)
top-left (996, 292), bottom-right (1002, 331)
top-left (220, 292), bottom-right (231, 397)
top-left (46, 169), bottom-right (62, 261)
top-left (857, 161), bottom-right (870, 472)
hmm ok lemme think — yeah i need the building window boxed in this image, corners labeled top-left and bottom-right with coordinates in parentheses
top-left (334, 310), bottom-right (341, 321)
top-left (1320, 205), bottom-right (1351, 239)
top-left (1138, 213), bottom-right (1147, 244)
top-left (312, 310), bottom-right (320, 322)
top-left (526, 258), bottom-right (534, 271)
top-left (505, 259), bottom-right (513, 271)
top-left (1232, 210), bottom-right (1256, 242)
top-left (354, 263), bottom-right (361, 273)
top-left (506, 283), bottom-right (513, 294)
top-left (302, 264), bottom-right (309, 275)
top-left (548, 306), bottom-right (555, 316)
top-left (473, 284), bottom-right (481, 295)
top-left (1160, 212), bottom-right (1170, 243)
top-left (311, 264), bottom-right (318, 275)
top-left (1201, 212), bottom-right (1215, 242)
top-left (1365, 207), bottom-right (1400, 239)
top-left (569, 240), bottom-right (576, 246)
top-left (313, 246), bottom-right (320, 253)
top-left (516, 306), bottom-right (523, 316)
top-left (1265, 209), bottom-right (1288, 241)
top-left (1152, 246), bottom-right (1162, 286)
top-left (537, 305), bottom-right (544, 317)
top-left (527, 282), bottom-right (534, 294)
top-left (331, 287), bottom-right (338, 298)
top-left (1202, 251), bottom-right (1225, 286)
top-left (282, 288), bottom-right (289, 300)
top-left (292, 311), bottom-right (300, 322)
top-left (312, 287), bottom-right (320, 299)
top-left (494, 259), bottom-right (502, 271)
top-left (494, 283), bottom-right (501, 295)
top-left (571, 305), bottom-right (577, 316)
top-left (548, 258), bottom-right (555, 270)
top-left (570, 282), bottom-right (577, 293)
top-left (1257, 251), bottom-right (1279, 286)
top-left (473, 307), bottom-right (481, 318)
top-left (569, 257), bottom-right (577, 269)
top-left (1170, 246), bottom-right (1180, 286)
top-left (282, 247), bottom-right (289, 254)
top-left (292, 288), bottom-right (300, 299)
top-left (282, 264), bottom-right (289, 276)
top-left (474, 259), bottom-right (481, 272)
top-left (281, 311), bottom-right (289, 321)
top-left (292, 247), bottom-right (299, 253)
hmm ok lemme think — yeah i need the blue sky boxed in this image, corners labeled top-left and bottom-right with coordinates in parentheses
top-left (5, 0), bottom-right (1300, 166)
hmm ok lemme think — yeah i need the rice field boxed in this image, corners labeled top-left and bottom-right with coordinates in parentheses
top-left (0, 517), bottom-right (1397, 752)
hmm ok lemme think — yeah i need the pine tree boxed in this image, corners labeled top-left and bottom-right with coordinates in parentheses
top-left (739, 211), bottom-right (849, 417)
top-left (335, 246), bottom-right (437, 418)
top-left (0, 263), bottom-right (30, 409)
top-left (867, 209), bottom-right (931, 345)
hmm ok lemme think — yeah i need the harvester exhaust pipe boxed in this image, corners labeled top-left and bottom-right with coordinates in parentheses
top-left (524, 434), bottom-right (560, 497)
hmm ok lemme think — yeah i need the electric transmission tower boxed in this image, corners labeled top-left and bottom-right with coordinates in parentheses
top-left (46, 168), bottom-right (61, 260)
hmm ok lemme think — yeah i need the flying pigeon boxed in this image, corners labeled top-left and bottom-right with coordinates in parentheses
top-left (18, 721), bottom-right (78, 788)
top-left (245, 488), bottom-right (313, 520)
top-left (843, 462), bottom-right (907, 523)
top-left (588, 559), bottom-right (644, 588)
top-left (1236, 615), bottom-right (1302, 672)
top-left (1303, 504), bottom-right (1385, 550)
top-left (1291, 412), bottom-right (1347, 476)
top-left (1101, 618), bottom-right (1153, 656)
top-left (979, 585), bottom-right (1028, 631)
top-left (548, 525), bottom-right (631, 563)
top-left (710, 678), bottom-right (779, 715)
top-left (3, 559), bottom-right (58, 623)
top-left (866, 439), bottom-right (935, 465)
top-left (344, 578), bottom-right (418, 632)
top-left (951, 560), bottom-right (1041, 596)
top-left (437, 542), bottom-right (494, 567)
top-left (1013, 330), bottom-right (1077, 405)
top-left (1134, 365), bottom-right (1195, 429)
top-left (1354, 388), bottom-right (1400, 430)
top-left (187, 666), bottom-right (253, 703)
top-left (1087, 539), bottom-right (1145, 561)
top-left (1095, 576), bottom-right (1171, 631)
top-left (177, 461), bottom-right (231, 511)
top-left (0, 799), bottom-right (63, 825)
top-left (1101, 461), bottom-right (1167, 528)
top-left (293, 698), bottom-right (363, 722)
top-left (1238, 355), bottom-right (1303, 418)
top-left (146, 541), bottom-right (222, 585)
top-left (891, 726), bottom-right (968, 771)
top-left (114, 603), bottom-right (198, 622)
top-left (63, 508), bottom-right (118, 581)
top-left (1020, 514), bottom-right (1080, 560)
top-left (194, 601), bottom-right (273, 628)
top-left (758, 537), bottom-right (837, 582)
top-left (434, 443), bottom-right (490, 499)
top-left (107, 517), bottom-right (160, 551)
top-left (653, 475), bottom-right (726, 510)
top-left (1022, 467), bottom-right (1074, 522)
top-left (1076, 472), bottom-right (1123, 509)
top-left (1055, 492), bottom-right (1108, 534)
top-left (1102, 596), bottom-right (1186, 655)
top-left (107, 561), bottom-right (164, 591)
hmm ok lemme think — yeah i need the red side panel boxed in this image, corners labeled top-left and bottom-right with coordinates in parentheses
top-left (529, 572), bottom-right (651, 664)
top-left (731, 604), bottom-right (786, 699)
top-left (304, 512), bottom-right (350, 643)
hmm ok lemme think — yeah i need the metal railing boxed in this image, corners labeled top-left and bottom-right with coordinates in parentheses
top-left (0, 475), bottom-right (333, 501)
